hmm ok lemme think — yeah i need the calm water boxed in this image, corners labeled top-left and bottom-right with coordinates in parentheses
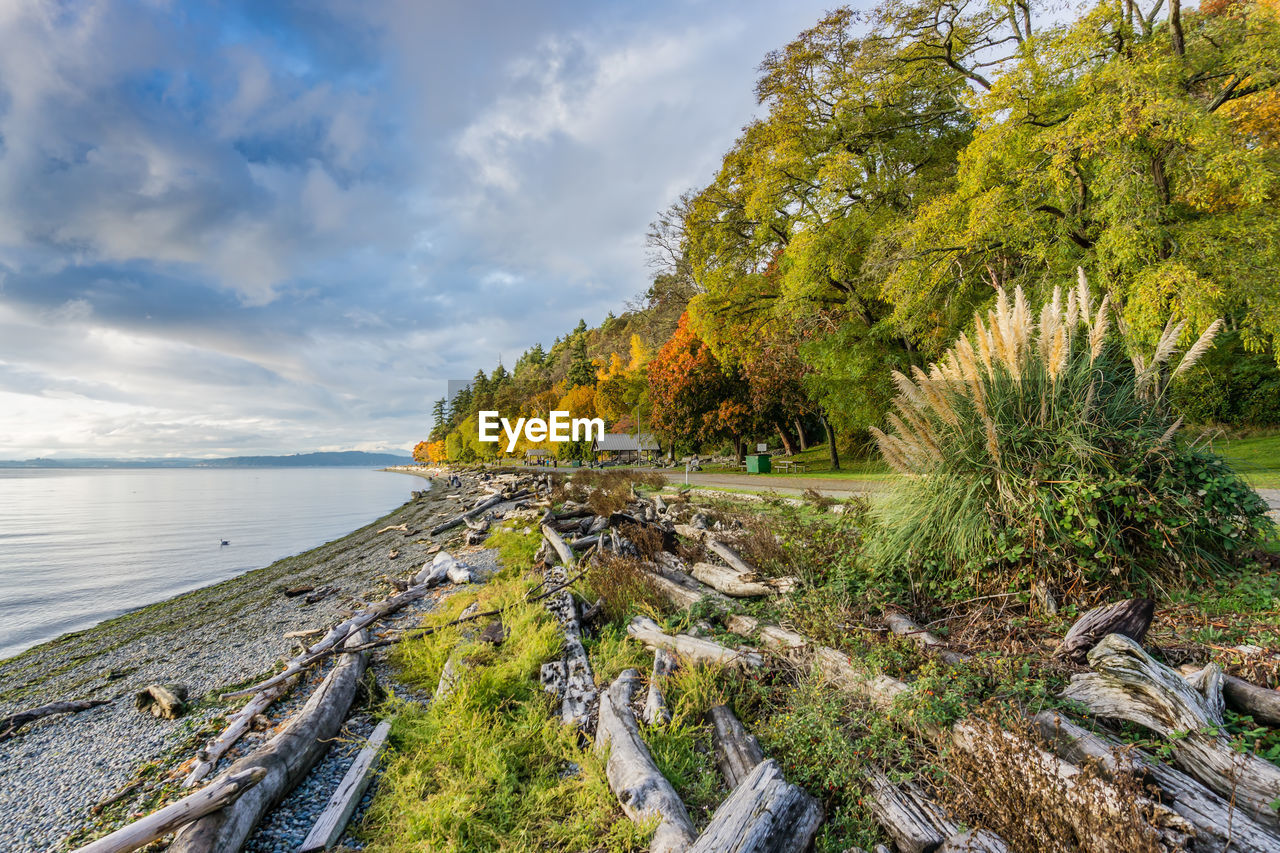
top-left (0, 468), bottom-right (422, 660)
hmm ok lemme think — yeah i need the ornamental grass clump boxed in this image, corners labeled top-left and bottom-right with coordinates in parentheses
top-left (869, 271), bottom-right (1273, 599)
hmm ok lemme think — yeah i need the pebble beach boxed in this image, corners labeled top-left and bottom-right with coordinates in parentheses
top-left (0, 471), bottom-right (498, 853)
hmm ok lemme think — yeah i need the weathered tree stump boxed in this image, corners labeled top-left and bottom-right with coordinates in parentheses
top-left (1058, 599), bottom-right (1154, 664)
top-left (134, 684), bottom-right (188, 720)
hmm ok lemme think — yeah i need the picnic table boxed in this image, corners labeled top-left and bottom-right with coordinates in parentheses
top-left (774, 459), bottom-right (807, 473)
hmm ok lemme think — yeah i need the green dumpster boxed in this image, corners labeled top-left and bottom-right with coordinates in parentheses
top-left (745, 454), bottom-right (771, 474)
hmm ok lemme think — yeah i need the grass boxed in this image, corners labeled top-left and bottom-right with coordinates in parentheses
top-left (1213, 431), bottom-right (1280, 488)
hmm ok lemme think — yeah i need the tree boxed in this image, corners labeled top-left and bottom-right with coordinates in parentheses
top-left (648, 313), bottom-right (751, 459)
top-left (412, 440), bottom-right (432, 464)
top-left (566, 331), bottom-right (596, 389)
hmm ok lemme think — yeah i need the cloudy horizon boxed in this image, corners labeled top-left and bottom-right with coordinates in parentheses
top-left (0, 0), bottom-right (833, 459)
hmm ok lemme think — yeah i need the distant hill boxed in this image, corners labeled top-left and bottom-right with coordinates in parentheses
top-left (0, 451), bottom-right (414, 469)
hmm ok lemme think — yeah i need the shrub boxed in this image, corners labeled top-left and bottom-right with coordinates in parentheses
top-left (868, 274), bottom-right (1274, 599)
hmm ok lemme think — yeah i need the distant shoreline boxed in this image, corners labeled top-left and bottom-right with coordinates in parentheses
top-left (0, 450), bottom-right (414, 469)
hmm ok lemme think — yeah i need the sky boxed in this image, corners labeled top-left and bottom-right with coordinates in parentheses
top-left (0, 0), bottom-right (836, 458)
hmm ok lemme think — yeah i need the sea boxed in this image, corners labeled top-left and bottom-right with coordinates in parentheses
top-left (0, 467), bottom-right (422, 661)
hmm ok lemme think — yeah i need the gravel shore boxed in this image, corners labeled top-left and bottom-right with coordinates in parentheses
top-left (0, 470), bottom-right (499, 853)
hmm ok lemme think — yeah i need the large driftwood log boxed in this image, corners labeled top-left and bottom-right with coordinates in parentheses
top-left (542, 564), bottom-right (597, 728)
top-left (595, 669), bottom-right (697, 853)
top-left (687, 759), bottom-right (823, 853)
top-left (430, 493), bottom-right (505, 536)
top-left (644, 648), bottom-right (677, 726)
top-left (1058, 598), bottom-right (1154, 663)
top-left (542, 523), bottom-right (577, 568)
top-left (169, 630), bottom-right (369, 853)
top-left (690, 563), bottom-right (797, 598)
top-left (949, 718), bottom-right (1192, 849)
top-left (0, 699), bottom-right (110, 742)
top-left (709, 705), bottom-right (764, 789)
top-left (134, 684), bottom-right (188, 720)
top-left (298, 719), bottom-right (392, 853)
top-left (185, 677), bottom-right (297, 786)
top-left (628, 616), bottom-right (763, 669)
top-left (883, 612), bottom-right (969, 666)
top-left (69, 768), bottom-right (269, 853)
top-left (1062, 633), bottom-right (1280, 831)
top-left (1033, 711), bottom-right (1280, 853)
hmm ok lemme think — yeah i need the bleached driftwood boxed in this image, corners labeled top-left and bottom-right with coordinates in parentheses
top-left (434, 651), bottom-right (467, 705)
top-left (709, 704), bottom-right (764, 789)
top-left (1058, 599), bottom-right (1154, 663)
top-left (595, 669), bottom-right (697, 853)
top-left (1033, 711), bottom-right (1280, 853)
top-left (687, 759), bottom-right (823, 853)
top-left (884, 611), bottom-right (969, 665)
top-left (628, 616), bottom-right (763, 670)
top-left (298, 719), bottom-right (392, 853)
top-left (1062, 633), bottom-right (1280, 831)
top-left (653, 493), bottom-right (668, 514)
top-left (644, 648), bottom-right (677, 727)
top-left (0, 699), bottom-right (109, 743)
top-left (722, 615), bottom-right (808, 653)
top-left (70, 768), bottom-right (268, 853)
top-left (690, 562), bottom-right (797, 598)
top-left (430, 493), bottom-right (505, 536)
top-left (867, 770), bottom-right (1008, 853)
top-left (542, 523), bottom-right (577, 568)
top-left (185, 677), bottom-right (298, 786)
top-left (949, 718), bottom-right (1192, 849)
top-left (223, 573), bottom-right (439, 699)
top-left (542, 564), bottom-right (596, 728)
top-left (169, 630), bottom-right (369, 853)
top-left (1182, 667), bottom-right (1280, 728)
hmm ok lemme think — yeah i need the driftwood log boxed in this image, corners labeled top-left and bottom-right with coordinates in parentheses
top-left (542, 523), bottom-right (577, 568)
top-left (168, 630), bottom-right (369, 853)
top-left (690, 563), bottom-right (797, 598)
top-left (628, 616), bottom-right (763, 669)
top-left (0, 699), bottom-right (109, 743)
top-left (1180, 666), bottom-right (1280, 728)
top-left (867, 770), bottom-right (1008, 853)
top-left (883, 611), bottom-right (969, 665)
top-left (185, 677), bottom-right (298, 786)
top-left (687, 759), bottom-right (824, 853)
top-left (709, 704), bottom-right (765, 789)
top-left (595, 669), bottom-right (697, 853)
top-left (644, 648), bottom-right (677, 727)
top-left (722, 615), bottom-right (808, 653)
top-left (298, 719), bottom-right (392, 853)
top-left (430, 493), bottom-right (506, 536)
top-left (541, 564), bottom-right (597, 728)
top-left (1058, 598), bottom-right (1154, 663)
top-left (70, 768), bottom-right (268, 853)
top-left (1033, 711), bottom-right (1280, 853)
top-left (1062, 633), bottom-right (1280, 831)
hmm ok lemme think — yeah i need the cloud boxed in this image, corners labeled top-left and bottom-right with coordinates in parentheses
top-left (0, 0), bottom-right (832, 458)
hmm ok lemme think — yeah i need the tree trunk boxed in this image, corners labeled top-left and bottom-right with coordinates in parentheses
top-left (734, 437), bottom-right (745, 465)
top-left (169, 631), bottom-right (370, 853)
top-left (795, 418), bottom-right (808, 452)
top-left (1170, 0), bottom-right (1185, 55)
top-left (1061, 633), bottom-right (1280, 832)
top-left (821, 414), bottom-right (840, 470)
top-left (595, 669), bottom-right (698, 853)
top-left (775, 423), bottom-right (795, 456)
top-left (687, 759), bottom-right (824, 853)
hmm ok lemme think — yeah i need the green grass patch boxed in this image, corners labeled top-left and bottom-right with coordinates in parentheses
top-left (1215, 432), bottom-right (1280, 488)
top-left (359, 567), bottom-right (649, 852)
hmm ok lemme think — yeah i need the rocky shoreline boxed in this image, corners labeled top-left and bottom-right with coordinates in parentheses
top-left (0, 469), bottom-right (485, 853)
